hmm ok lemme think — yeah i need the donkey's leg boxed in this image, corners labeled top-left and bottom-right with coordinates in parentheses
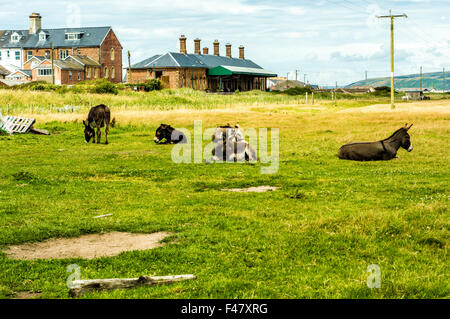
top-left (105, 123), bottom-right (109, 145)
top-left (96, 123), bottom-right (101, 144)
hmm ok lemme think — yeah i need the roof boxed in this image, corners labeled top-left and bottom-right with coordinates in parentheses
top-left (8, 69), bottom-right (32, 77)
top-left (53, 59), bottom-right (84, 71)
top-left (69, 55), bottom-right (101, 67)
top-left (0, 79), bottom-right (23, 86)
top-left (208, 65), bottom-right (277, 77)
top-left (0, 27), bottom-right (112, 49)
top-left (0, 64), bottom-right (10, 76)
top-left (131, 52), bottom-right (263, 70)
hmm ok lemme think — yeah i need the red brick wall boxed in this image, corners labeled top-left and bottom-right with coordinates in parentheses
top-left (100, 29), bottom-right (123, 83)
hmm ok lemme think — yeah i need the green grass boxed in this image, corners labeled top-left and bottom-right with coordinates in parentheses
top-left (0, 98), bottom-right (448, 299)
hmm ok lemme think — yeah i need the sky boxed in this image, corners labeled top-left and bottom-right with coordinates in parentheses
top-left (1, 0), bottom-right (449, 86)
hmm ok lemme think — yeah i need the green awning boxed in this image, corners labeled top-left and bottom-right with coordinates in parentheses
top-left (208, 65), bottom-right (277, 77)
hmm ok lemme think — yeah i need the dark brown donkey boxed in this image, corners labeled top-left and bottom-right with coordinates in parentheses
top-left (338, 124), bottom-right (413, 161)
top-left (83, 104), bottom-right (111, 144)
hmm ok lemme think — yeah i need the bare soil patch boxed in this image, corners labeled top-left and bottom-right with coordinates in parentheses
top-left (222, 186), bottom-right (279, 193)
top-left (11, 292), bottom-right (42, 299)
top-left (3, 232), bottom-right (171, 260)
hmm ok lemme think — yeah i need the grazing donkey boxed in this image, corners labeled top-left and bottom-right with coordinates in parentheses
top-left (154, 124), bottom-right (187, 144)
top-left (338, 123), bottom-right (413, 161)
top-left (83, 104), bottom-right (111, 144)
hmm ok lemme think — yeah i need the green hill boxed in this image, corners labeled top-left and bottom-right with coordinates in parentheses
top-left (346, 71), bottom-right (448, 90)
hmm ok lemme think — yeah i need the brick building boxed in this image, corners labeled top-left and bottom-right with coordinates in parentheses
top-left (0, 13), bottom-right (122, 84)
top-left (128, 36), bottom-right (276, 91)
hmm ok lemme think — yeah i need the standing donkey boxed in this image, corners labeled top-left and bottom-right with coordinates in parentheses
top-left (83, 104), bottom-right (111, 144)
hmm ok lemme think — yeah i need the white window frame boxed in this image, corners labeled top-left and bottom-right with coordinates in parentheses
top-left (39, 32), bottom-right (46, 41)
top-left (38, 68), bottom-right (52, 76)
top-left (15, 51), bottom-right (20, 61)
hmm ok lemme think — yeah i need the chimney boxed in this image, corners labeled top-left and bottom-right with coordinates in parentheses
top-left (179, 35), bottom-right (187, 54)
top-left (29, 13), bottom-right (42, 34)
top-left (239, 45), bottom-right (245, 60)
top-left (225, 43), bottom-right (232, 58)
top-left (213, 40), bottom-right (220, 56)
top-left (203, 47), bottom-right (209, 55)
top-left (194, 38), bottom-right (201, 55)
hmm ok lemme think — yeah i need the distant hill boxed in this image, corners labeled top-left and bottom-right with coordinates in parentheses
top-left (346, 71), bottom-right (448, 90)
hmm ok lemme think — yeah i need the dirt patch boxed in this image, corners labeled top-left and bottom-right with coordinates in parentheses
top-left (11, 292), bottom-right (42, 299)
top-left (222, 186), bottom-right (279, 193)
top-left (339, 100), bottom-right (450, 114)
top-left (3, 232), bottom-right (172, 260)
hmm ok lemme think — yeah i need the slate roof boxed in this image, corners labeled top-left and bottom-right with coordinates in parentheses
top-left (53, 59), bottom-right (84, 70)
top-left (70, 55), bottom-right (101, 67)
top-left (131, 52), bottom-right (263, 70)
top-left (0, 27), bottom-right (112, 49)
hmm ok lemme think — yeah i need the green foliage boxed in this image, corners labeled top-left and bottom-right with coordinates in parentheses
top-left (283, 87), bottom-right (313, 95)
top-left (125, 79), bottom-right (162, 92)
top-left (91, 80), bottom-right (119, 95)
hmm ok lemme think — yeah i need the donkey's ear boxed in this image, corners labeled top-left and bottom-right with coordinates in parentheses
top-left (407, 124), bottom-right (413, 131)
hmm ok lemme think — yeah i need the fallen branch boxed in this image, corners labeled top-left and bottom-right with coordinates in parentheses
top-left (69, 274), bottom-right (196, 297)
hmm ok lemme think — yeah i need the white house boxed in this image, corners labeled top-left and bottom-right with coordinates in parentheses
top-left (0, 31), bottom-right (24, 69)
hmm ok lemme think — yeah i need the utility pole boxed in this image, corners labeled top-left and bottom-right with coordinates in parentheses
top-left (443, 67), bottom-right (446, 94)
top-left (51, 42), bottom-right (55, 85)
top-left (420, 66), bottom-right (423, 91)
top-left (295, 70), bottom-right (300, 82)
top-left (286, 72), bottom-right (289, 89)
top-left (304, 74), bottom-right (307, 85)
top-left (365, 71), bottom-right (368, 81)
top-left (128, 51), bottom-right (132, 83)
top-left (377, 10), bottom-right (407, 109)
top-left (335, 81), bottom-right (338, 107)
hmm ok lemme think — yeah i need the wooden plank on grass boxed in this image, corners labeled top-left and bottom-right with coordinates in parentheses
top-left (69, 274), bottom-right (196, 297)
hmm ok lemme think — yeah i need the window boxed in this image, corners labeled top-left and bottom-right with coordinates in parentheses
top-left (87, 67), bottom-right (91, 78)
top-left (59, 50), bottom-right (68, 59)
top-left (111, 67), bottom-right (115, 79)
top-left (155, 71), bottom-right (163, 79)
top-left (15, 51), bottom-right (20, 60)
top-left (0, 52), bottom-right (2, 60)
top-left (11, 34), bottom-right (19, 42)
top-left (39, 32), bottom-right (46, 41)
top-left (65, 33), bottom-right (83, 40)
top-left (45, 51), bottom-right (50, 59)
top-left (110, 48), bottom-right (115, 61)
top-left (27, 51), bottom-right (33, 60)
top-left (78, 71), bottom-right (81, 81)
top-left (104, 67), bottom-right (108, 78)
top-left (94, 68), bottom-right (98, 78)
top-left (69, 71), bottom-right (72, 80)
top-left (38, 68), bottom-right (52, 76)
top-left (7, 51), bottom-right (10, 58)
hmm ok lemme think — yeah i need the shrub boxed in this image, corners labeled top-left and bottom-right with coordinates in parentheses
top-left (284, 87), bottom-right (313, 95)
top-left (91, 80), bottom-right (118, 95)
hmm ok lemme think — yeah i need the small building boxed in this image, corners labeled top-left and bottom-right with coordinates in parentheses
top-left (128, 36), bottom-right (276, 92)
top-left (6, 69), bottom-right (31, 82)
top-left (32, 55), bottom-right (101, 85)
top-left (403, 90), bottom-right (427, 101)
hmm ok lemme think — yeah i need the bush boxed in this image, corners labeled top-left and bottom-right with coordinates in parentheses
top-left (124, 79), bottom-right (161, 92)
top-left (91, 80), bottom-right (118, 95)
top-left (284, 87), bottom-right (313, 95)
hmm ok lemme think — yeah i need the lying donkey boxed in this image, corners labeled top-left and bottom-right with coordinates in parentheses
top-left (210, 124), bottom-right (257, 162)
top-left (338, 123), bottom-right (413, 161)
top-left (83, 104), bottom-right (111, 144)
top-left (154, 124), bottom-right (187, 144)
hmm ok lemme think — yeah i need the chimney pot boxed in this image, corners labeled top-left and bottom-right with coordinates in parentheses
top-left (194, 38), bottom-right (201, 55)
top-left (225, 43), bottom-right (232, 58)
top-left (203, 47), bottom-right (209, 55)
top-left (239, 45), bottom-right (245, 60)
top-left (179, 35), bottom-right (187, 54)
top-left (29, 13), bottom-right (42, 35)
top-left (213, 40), bottom-right (220, 56)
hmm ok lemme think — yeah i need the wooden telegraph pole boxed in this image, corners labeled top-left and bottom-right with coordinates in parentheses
top-left (420, 66), bottom-right (423, 91)
top-left (51, 42), bottom-right (55, 84)
top-left (128, 51), bottom-right (132, 83)
top-left (377, 10), bottom-right (407, 109)
top-left (444, 67), bottom-right (446, 94)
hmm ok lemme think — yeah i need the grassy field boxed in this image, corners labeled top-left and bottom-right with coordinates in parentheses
top-left (0, 93), bottom-right (448, 299)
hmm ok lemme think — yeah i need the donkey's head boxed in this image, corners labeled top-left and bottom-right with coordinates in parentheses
top-left (399, 123), bottom-right (413, 152)
top-left (83, 120), bottom-right (95, 143)
top-left (154, 124), bottom-right (173, 143)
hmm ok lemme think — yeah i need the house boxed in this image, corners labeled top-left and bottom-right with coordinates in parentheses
top-left (128, 36), bottom-right (276, 91)
top-left (6, 69), bottom-right (31, 82)
top-left (0, 13), bottom-right (123, 84)
top-left (32, 55), bottom-right (101, 84)
top-left (402, 90), bottom-right (429, 101)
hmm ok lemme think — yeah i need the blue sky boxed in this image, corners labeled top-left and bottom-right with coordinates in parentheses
top-left (1, 0), bottom-right (449, 85)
